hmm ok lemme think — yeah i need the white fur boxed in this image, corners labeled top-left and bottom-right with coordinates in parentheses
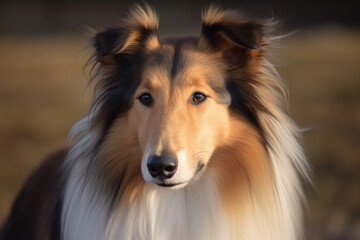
top-left (61, 115), bottom-right (107, 240)
top-left (105, 178), bottom-right (225, 240)
top-left (140, 151), bottom-right (152, 182)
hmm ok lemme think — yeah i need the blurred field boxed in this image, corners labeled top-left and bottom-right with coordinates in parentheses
top-left (278, 27), bottom-right (360, 239)
top-left (0, 27), bottom-right (359, 239)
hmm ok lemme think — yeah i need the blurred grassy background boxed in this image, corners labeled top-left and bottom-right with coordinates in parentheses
top-left (0, 1), bottom-right (359, 239)
top-left (279, 28), bottom-right (360, 239)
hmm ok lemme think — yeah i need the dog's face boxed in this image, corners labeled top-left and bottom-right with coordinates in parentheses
top-left (126, 41), bottom-right (232, 188)
top-left (92, 6), bottom-right (264, 189)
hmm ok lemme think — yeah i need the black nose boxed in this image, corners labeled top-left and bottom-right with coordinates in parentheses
top-left (147, 155), bottom-right (178, 179)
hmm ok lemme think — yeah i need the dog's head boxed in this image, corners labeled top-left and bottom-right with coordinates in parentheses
top-left (91, 5), bottom-right (267, 189)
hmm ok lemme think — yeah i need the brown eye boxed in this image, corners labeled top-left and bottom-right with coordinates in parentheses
top-left (192, 92), bottom-right (206, 104)
top-left (139, 93), bottom-right (153, 107)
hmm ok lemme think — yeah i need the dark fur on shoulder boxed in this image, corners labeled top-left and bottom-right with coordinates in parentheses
top-left (0, 149), bottom-right (67, 240)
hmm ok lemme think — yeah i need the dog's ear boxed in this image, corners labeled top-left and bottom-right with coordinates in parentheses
top-left (199, 6), bottom-right (263, 67)
top-left (94, 4), bottom-right (159, 71)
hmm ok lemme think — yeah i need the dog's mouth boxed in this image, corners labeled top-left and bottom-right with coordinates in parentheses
top-left (156, 182), bottom-right (186, 188)
top-left (156, 162), bottom-right (205, 188)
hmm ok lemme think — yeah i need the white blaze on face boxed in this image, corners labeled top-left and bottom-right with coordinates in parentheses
top-left (173, 149), bottom-right (193, 182)
top-left (141, 151), bottom-right (152, 182)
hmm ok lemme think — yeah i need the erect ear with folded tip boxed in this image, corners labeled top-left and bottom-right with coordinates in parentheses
top-left (94, 4), bottom-right (160, 72)
top-left (199, 16), bottom-right (263, 67)
top-left (94, 26), bottom-right (159, 72)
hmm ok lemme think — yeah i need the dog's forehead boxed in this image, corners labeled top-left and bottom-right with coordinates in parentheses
top-left (144, 37), bottom-right (222, 86)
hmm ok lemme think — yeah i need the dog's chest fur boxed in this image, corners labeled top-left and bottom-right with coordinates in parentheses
top-left (62, 163), bottom-right (248, 240)
top-left (107, 179), bottom-right (225, 240)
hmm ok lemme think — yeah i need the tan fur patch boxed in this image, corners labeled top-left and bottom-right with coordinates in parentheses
top-left (208, 114), bottom-right (275, 222)
top-left (95, 116), bottom-right (144, 205)
top-left (145, 35), bottom-right (160, 51)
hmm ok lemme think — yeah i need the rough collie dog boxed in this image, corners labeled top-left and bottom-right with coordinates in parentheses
top-left (1, 4), bottom-right (310, 240)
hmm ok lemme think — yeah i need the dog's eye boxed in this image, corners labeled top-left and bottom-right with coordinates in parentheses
top-left (139, 93), bottom-right (153, 107)
top-left (192, 92), bottom-right (207, 104)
